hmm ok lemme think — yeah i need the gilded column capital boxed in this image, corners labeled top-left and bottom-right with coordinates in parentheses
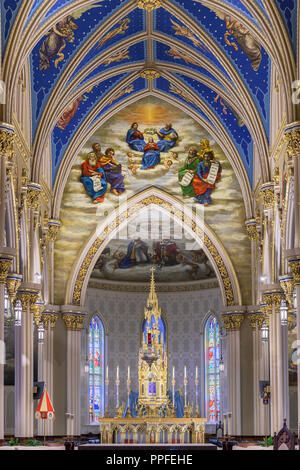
top-left (31, 300), bottom-right (45, 326)
top-left (262, 287), bottom-right (284, 311)
top-left (248, 312), bottom-right (264, 329)
top-left (42, 312), bottom-right (59, 329)
top-left (0, 254), bottom-right (14, 284)
top-left (260, 182), bottom-right (275, 209)
top-left (221, 311), bottom-right (245, 331)
top-left (62, 312), bottom-right (85, 330)
top-left (18, 283), bottom-right (41, 310)
top-left (245, 219), bottom-right (259, 241)
top-left (285, 122), bottom-right (300, 157)
top-left (287, 255), bottom-right (300, 285)
top-left (0, 123), bottom-right (15, 159)
top-left (140, 69), bottom-right (161, 80)
top-left (279, 274), bottom-right (295, 308)
top-left (6, 273), bottom-right (23, 303)
top-left (26, 182), bottom-right (41, 211)
top-left (47, 219), bottom-right (61, 242)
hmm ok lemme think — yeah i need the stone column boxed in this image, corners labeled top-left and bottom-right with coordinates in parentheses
top-left (248, 308), bottom-right (268, 435)
top-left (47, 220), bottom-right (60, 305)
top-left (262, 286), bottom-right (284, 435)
top-left (221, 308), bottom-right (245, 437)
top-left (37, 306), bottom-right (59, 437)
top-left (62, 306), bottom-right (86, 438)
top-left (15, 284), bottom-right (40, 438)
top-left (0, 253), bottom-right (14, 440)
top-left (286, 252), bottom-right (300, 436)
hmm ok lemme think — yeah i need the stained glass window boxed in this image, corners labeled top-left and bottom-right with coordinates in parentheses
top-left (88, 316), bottom-right (105, 424)
top-left (205, 316), bottom-right (221, 422)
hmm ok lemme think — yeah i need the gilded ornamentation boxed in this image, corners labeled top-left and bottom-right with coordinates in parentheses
top-left (0, 124), bottom-right (15, 160)
top-left (31, 300), bottom-right (45, 326)
top-left (88, 279), bottom-right (219, 293)
top-left (42, 312), bottom-right (59, 329)
top-left (47, 219), bottom-right (61, 242)
top-left (138, 0), bottom-right (161, 11)
top-left (26, 182), bottom-right (41, 211)
top-left (287, 256), bottom-right (300, 285)
top-left (72, 197), bottom-right (235, 306)
top-left (245, 219), bottom-right (258, 241)
top-left (260, 182), bottom-right (275, 209)
top-left (222, 313), bottom-right (244, 331)
top-left (18, 290), bottom-right (40, 310)
top-left (140, 69), bottom-right (161, 80)
top-left (279, 275), bottom-right (295, 308)
top-left (0, 255), bottom-right (14, 284)
top-left (248, 312), bottom-right (264, 329)
top-left (262, 290), bottom-right (283, 310)
top-left (62, 313), bottom-right (85, 330)
top-left (6, 273), bottom-right (22, 303)
top-left (285, 126), bottom-right (300, 157)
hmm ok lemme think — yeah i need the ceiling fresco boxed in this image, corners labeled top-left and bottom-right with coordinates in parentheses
top-left (54, 97), bottom-right (251, 303)
top-left (2, 0), bottom-right (295, 192)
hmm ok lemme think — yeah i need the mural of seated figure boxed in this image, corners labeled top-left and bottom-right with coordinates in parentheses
top-left (80, 152), bottom-right (107, 204)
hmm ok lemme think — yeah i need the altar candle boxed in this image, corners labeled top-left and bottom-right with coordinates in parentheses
top-left (117, 365), bottom-right (119, 379)
top-left (184, 366), bottom-right (187, 378)
top-left (106, 365), bottom-right (108, 379)
top-left (196, 366), bottom-right (198, 379)
top-left (173, 366), bottom-right (175, 379)
top-left (128, 366), bottom-right (130, 379)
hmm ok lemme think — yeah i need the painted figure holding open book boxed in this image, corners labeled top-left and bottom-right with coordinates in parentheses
top-left (193, 151), bottom-right (222, 206)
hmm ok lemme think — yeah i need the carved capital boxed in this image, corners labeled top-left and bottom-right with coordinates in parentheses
top-left (31, 300), bottom-right (45, 326)
top-left (47, 219), bottom-right (61, 242)
top-left (26, 182), bottom-right (41, 211)
top-left (0, 254), bottom-right (14, 284)
top-left (0, 123), bottom-right (15, 159)
top-left (222, 313), bottom-right (244, 331)
top-left (260, 182), bottom-right (275, 209)
top-left (262, 289), bottom-right (284, 310)
top-left (287, 256), bottom-right (300, 285)
top-left (62, 312), bottom-right (85, 330)
top-left (42, 312), bottom-right (59, 329)
top-left (6, 273), bottom-right (22, 303)
top-left (245, 219), bottom-right (259, 241)
top-left (285, 123), bottom-right (300, 157)
top-left (279, 275), bottom-right (295, 308)
top-left (138, 0), bottom-right (161, 11)
top-left (18, 289), bottom-right (40, 310)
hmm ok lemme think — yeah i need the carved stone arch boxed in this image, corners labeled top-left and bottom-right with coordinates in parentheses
top-left (65, 188), bottom-right (242, 310)
top-left (52, 89), bottom-right (252, 220)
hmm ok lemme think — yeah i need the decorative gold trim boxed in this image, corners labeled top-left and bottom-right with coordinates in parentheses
top-left (62, 313), bottom-right (85, 330)
top-left (137, 0), bottom-right (162, 12)
top-left (140, 69), bottom-right (161, 80)
top-left (221, 313), bottom-right (244, 331)
top-left (42, 312), bottom-right (59, 329)
top-left (71, 195), bottom-right (236, 307)
top-left (0, 255), bottom-right (14, 284)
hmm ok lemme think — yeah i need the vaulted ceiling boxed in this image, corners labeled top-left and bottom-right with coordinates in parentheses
top-left (1, 0), bottom-right (297, 192)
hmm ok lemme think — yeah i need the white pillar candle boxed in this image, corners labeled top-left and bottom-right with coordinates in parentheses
top-left (173, 366), bottom-right (175, 379)
top-left (196, 366), bottom-right (198, 379)
top-left (106, 365), bottom-right (108, 379)
top-left (184, 366), bottom-right (187, 378)
top-left (128, 366), bottom-right (130, 379)
top-left (117, 365), bottom-right (119, 379)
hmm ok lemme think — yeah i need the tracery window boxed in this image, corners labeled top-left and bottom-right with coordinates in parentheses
top-left (88, 315), bottom-right (105, 424)
top-left (205, 315), bottom-right (221, 422)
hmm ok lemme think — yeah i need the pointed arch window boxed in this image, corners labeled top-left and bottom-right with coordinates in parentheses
top-left (205, 315), bottom-right (221, 423)
top-left (88, 315), bottom-right (105, 424)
